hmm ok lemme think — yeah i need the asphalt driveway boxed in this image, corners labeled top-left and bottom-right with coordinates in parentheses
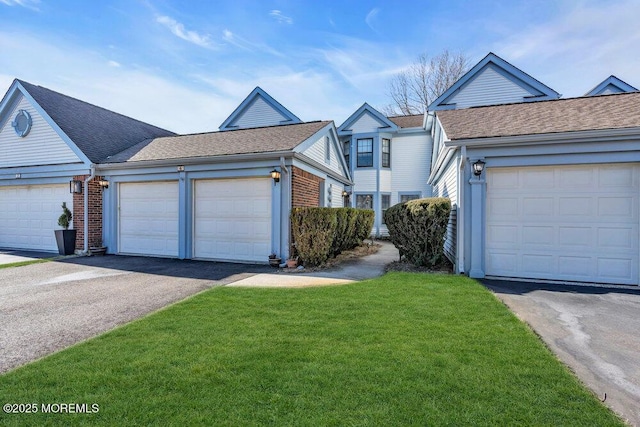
top-left (485, 280), bottom-right (640, 426)
top-left (0, 255), bottom-right (271, 374)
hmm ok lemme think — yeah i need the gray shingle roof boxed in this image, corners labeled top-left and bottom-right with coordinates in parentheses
top-left (387, 114), bottom-right (423, 128)
top-left (106, 121), bottom-right (332, 163)
top-left (437, 91), bottom-right (640, 140)
top-left (18, 80), bottom-right (176, 163)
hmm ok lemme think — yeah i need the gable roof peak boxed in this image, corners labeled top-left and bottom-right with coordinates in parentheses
top-left (584, 75), bottom-right (638, 96)
top-left (5, 79), bottom-right (176, 164)
top-left (337, 102), bottom-right (398, 133)
top-left (219, 86), bottom-right (302, 131)
top-left (428, 52), bottom-right (560, 111)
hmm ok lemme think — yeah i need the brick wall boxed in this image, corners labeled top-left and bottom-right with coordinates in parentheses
top-left (72, 175), bottom-right (104, 250)
top-left (291, 166), bottom-right (323, 208)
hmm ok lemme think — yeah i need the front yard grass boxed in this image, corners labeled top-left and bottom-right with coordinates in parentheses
top-left (0, 272), bottom-right (622, 426)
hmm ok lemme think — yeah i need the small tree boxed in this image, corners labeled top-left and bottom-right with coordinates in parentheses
top-left (57, 202), bottom-right (73, 230)
top-left (384, 50), bottom-right (469, 116)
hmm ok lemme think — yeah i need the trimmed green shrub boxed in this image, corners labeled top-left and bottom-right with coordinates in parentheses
top-left (384, 197), bottom-right (451, 268)
top-left (332, 208), bottom-right (356, 255)
top-left (291, 207), bottom-right (374, 266)
top-left (291, 208), bottom-right (337, 266)
top-left (354, 209), bottom-right (375, 245)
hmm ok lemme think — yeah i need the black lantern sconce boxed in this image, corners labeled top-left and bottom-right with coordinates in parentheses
top-left (270, 169), bottom-right (281, 184)
top-left (69, 180), bottom-right (83, 194)
top-left (472, 159), bottom-right (486, 177)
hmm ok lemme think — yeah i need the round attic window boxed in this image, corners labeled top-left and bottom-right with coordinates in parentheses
top-left (11, 109), bottom-right (32, 137)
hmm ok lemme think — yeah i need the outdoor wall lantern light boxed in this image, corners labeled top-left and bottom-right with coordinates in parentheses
top-left (70, 180), bottom-right (83, 194)
top-left (473, 159), bottom-right (486, 177)
top-left (98, 179), bottom-right (109, 189)
top-left (342, 190), bottom-right (349, 197)
top-left (270, 169), bottom-right (281, 184)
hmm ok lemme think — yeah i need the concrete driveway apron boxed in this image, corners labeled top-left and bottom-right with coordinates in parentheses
top-left (485, 279), bottom-right (640, 426)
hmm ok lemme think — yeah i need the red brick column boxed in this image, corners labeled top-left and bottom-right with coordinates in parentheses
top-left (291, 166), bottom-right (323, 208)
top-left (72, 175), bottom-right (104, 250)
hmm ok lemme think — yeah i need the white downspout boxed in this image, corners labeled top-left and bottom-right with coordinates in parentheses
top-left (83, 165), bottom-right (96, 253)
top-left (457, 146), bottom-right (466, 274)
top-left (280, 157), bottom-right (290, 260)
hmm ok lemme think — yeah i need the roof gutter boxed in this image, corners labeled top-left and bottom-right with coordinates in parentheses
top-left (96, 150), bottom-right (296, 171)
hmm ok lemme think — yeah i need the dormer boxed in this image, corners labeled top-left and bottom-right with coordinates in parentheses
top-left (337, 103), bottom-right (398, 135)
top-left (584, 75), bottom-right (638, 96)
top-left (428, 52), bottom-right (560, 111)
top-left (219, 87), bottom-right (302, 131)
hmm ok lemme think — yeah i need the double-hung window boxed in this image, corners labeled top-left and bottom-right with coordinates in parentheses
top-left (357, 138), bottom-right (373, 167)
top-left (382, 138), bottom-right (391, 168)
top-left (356, 194), bottom-right (373, 210)
top-left (381, 194), bottom-right (391, 224)
top-left (400, 194), bottom-right (420, 203)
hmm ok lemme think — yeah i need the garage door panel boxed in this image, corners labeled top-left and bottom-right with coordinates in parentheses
top-left (0, 184), bottom-right (73, 251)
top-left (119, 181), bottom-right (179, 257)
top-left (522, 226), bottom-right (554, 245)
top-left (561, 168), bottom-right (593, 187)
top-left (559, 197), bottom-right (593, 215)
top-left (598, 258), bottom-right (634, 281)
top-left (486, 164), bottom-right (639, 285)
top-left (558, 256), bottom-right (592, 276)
top-left (523, 197), bottom-right (554, 216)
top-left (194, 178), bottom-right (272, 263)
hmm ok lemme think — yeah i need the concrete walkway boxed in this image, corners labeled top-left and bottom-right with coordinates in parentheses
top-left (0, 249), bottom-right (57, 265)
top-left (227, 241), bottom-right (399, 288)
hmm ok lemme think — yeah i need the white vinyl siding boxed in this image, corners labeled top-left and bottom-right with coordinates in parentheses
top-left (379, 169), bottom-right (391, 192)
top-left (486, 164), bottom-right (640, 285)
top-left (350, 112), bottom-right (385, 133)
top-left (118, 181), bottom-right (179, 257)
top-left (447, 64), bottom-right (542, 109)
top-left (433, 156), bottom-right (459, 263)
top-left (353, 169), bottom-right (376, 192)
top-left (0, 96), bottom-right (80, 168)
top-left (326, 178), bottom-right (344, 208)
top-left (231, 96), bottom-right (289, 129)
top-left (390, 133), bottom-right (432, 205)
top-left (194, 178), bottom-right (272, 262)
top-left (0, 184), bottom-right (73, 251)
top-left (301, 133), bottom-right (346, 177)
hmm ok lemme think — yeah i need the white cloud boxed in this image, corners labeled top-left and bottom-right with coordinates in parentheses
top-left (365, 8), bottom-right (380, 32)
top-left (222, 29), bottom-right (283, 57)
top-left (156, 15), bottom-right (214, 49)
top-left (493, 0), bottom-right (640, 97)
top-left (0, 0), bottom-right (39, 11)
top-left (0, 30), bottom-right (234, 133)
top-left (107, 60), bottom-right (121, 68)
top-left (269, 10), bottom-right (292, 25)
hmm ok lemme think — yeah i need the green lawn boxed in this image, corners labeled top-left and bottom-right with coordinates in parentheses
top-left (0, 273), bottom-right (622, 426)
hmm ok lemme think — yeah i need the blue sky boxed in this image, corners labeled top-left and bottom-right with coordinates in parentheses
top-left (1, 0), bottom-right (638, 133)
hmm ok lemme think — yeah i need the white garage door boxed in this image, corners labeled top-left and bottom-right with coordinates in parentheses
top-left (194, 178), bottom-right (272, 262)
top-left (119, 181), bottom-right (179, 257)
top-left (0, 184), bottom-right (73, 251)
top-left (486, 164), bottom-right (639, 285)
